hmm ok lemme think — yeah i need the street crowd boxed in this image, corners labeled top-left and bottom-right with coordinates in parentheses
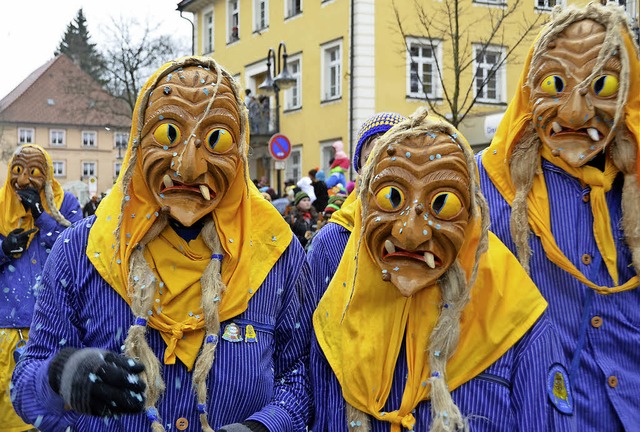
top-left (0, 3), bottom-right (639, 432)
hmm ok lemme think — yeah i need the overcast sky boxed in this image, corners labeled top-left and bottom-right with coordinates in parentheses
top-left (0, 1), bottom-right (192, 99)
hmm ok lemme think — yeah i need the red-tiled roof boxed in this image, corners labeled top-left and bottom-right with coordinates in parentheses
top-left (0, 54), bottom-right (130, 128)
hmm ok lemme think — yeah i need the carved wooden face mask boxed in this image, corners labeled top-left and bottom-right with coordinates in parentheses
top-left (364, 133), bottom-right (471, 297)
top-left (10, 147), bottom-right (47, 192)
top-left (530, 19), bottom-right (621, 167)
top-left (139, 66), bottom-right (242, 227)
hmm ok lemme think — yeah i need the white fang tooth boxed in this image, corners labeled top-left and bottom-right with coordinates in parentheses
top-left (163, 175), bottom-right (174, 188)
top-left (552, 122), bottom-right (562, 133)
top-left (384, 240), bottom-right (396, 254)
top-left (587, 128), bottom-right (600, 142)
top-left (199, 185), bottom-right (211, 201)
top-left (424, 252), bottom-right (436, 269)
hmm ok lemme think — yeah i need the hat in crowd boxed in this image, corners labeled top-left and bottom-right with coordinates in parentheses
top-left (294, 191), bottom-right (310, 206)
top-left (328, 194), bottom-right (346, 207)
top-left (316, 170), bottom-right (326, 182)
top-left (354, 112), bottom-right (407, 172)
top-left (323, 203), bottom-right (341, 216)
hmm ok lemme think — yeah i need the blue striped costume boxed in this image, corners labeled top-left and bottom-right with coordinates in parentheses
top-left (11, 216), bottom-right (314, 432)
top-left (307, 222), bottom-right (574, 431)
top-left (478, 154), bottom-right (640, 431)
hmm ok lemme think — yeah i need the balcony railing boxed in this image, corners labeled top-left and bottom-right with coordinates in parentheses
top-left (247, 103), bottom-right (276, 136)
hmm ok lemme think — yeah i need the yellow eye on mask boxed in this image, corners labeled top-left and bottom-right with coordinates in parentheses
top-left (430, 192), bottom-right (463, 220)
top-left (30, 167), bottom-right (42, 176)
top-left (153, 123), bottom-right (182, 147)
top-left (11, 165), bottom-right (23, 175)
top-left (591, 74), bottom-right (619, 97)
top-left (540, 75), bottom-right (565, 96)
top-left (205, 128), bottom-right (234, 153)
top-left (375, 186), bottom-right (405, 211)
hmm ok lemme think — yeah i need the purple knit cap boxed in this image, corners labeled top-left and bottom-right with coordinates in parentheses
top-left (353, 112), bottom-right (406, 172)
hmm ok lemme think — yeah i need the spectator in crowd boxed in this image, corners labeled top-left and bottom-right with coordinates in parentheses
top-left (11, 56), bottom-right (313, 432)
top-left (288, 191), bottom-right (318, 248)
top-left (296, 177), bottom-right (317, 208)
top-left (325, 140), bottom-right (350, 189)
top-left (0, 144), bottom-right (82, 431)
top-left (308, 168), bottom-right (329, 212)
top-left (82, 195), bottom-right (100, 217)
top-left (311, 108), bottom-right (572, 431)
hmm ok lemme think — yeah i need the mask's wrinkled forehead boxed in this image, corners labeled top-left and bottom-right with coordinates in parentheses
top-left (142, 66), bottom-right (241, 144)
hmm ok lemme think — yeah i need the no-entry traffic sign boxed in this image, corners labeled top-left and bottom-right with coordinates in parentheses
top-left (268, 134), bottom-right (292, 161)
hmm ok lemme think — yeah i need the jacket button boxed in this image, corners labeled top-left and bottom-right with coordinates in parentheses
top-left (581, 254), bottom-right (592, 265)
top-left (608, 376), bottom-right (618, 388)
top-left (582, 193), bottom-right (590, 203)
top-left (176, 417), bottom-right (189, 430)
top-left (590, 316), bottom-right (602, 328)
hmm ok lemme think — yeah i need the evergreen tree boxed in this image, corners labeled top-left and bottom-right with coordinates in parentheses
top-left (56, 9), bottom-right (106, 84)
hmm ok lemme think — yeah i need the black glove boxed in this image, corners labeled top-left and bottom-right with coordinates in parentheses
top-left (48, 348), bottom-right (146, 417)
top-left (16, 188), bottom-right (44, 219)
top-left (1, 228), bottom-right (36, 256)
top-left (218, 421), bottom-right (269, 432)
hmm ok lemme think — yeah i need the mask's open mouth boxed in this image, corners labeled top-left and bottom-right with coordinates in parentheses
top-left (381, 240), bottom-right (442, 269)
top-left (549, 122), bottom-right (602, 142)
top-left (160, 175), bottom-right (216, 201)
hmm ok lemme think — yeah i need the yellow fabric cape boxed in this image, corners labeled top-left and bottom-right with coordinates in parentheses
top-left (313, 203), bottom-right (547, 430)
top-left (86, 57), bottom-right (292, 370)
top-left (481, 24), bottom-right (640, 294)
top-left (0, 144), bottom-right (65, 246)
top-left (328, 190), bottom-right (357, 231)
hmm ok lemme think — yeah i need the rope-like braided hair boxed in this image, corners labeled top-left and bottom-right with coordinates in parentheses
top-left (116, 57), bottom-right (249, 431)
top-left (345, 107), bottom-right (490, 431)
top-left (510, 2), bottom-right (639, 273)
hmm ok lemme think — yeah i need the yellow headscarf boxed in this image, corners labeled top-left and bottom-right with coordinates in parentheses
top-left (481, 5), bottom-right (640, 294)
top-left (0, 144), bottom-right (66, 243)
top-left (86, 57), bottom-right (292, 369)
top-left (314, 115), bottom-right (547, 430)
top-left (328, 190), bottom-right (357, 231)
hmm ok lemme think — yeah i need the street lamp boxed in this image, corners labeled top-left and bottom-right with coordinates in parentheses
top-left (258, 41), bottom-right (295, 195)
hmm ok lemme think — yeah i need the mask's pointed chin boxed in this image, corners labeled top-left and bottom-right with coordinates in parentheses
top-left (390, 273), bottom-right (433, 297)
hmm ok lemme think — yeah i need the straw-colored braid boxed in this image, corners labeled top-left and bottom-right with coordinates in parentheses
top-left (192, 219), bottom-right (227, 432)
top-left (43, 183), bottom-right (71, 227)
top-left (124, 215), bottom-right (169, 432)
top-left (509, 126), bottom-right (542, 273)
top-left (345, 403), bottom-right (371, 431)
top-left (611, 129), bottom-right (640, 273)
top-left (428, 262), bottom-right (470, 432)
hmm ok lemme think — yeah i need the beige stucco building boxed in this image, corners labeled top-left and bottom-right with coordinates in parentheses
top-left (0, 54), bottom-right (131, 202)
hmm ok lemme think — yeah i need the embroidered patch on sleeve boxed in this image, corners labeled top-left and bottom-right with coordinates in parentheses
top-left (547, 363), bottom-right (573, 415)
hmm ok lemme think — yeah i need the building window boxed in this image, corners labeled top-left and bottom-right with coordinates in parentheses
top-left (285, 0), bottom-right (302, 18)
top-left (50, 129), bottom-right (66, 146)
top-left (52, 161), bottom-right (65, 177)
top-left (535, 0), bottom-right (564, 9)
top-left (285, 146), bottom-right (302, 183)
top-left (406, 37), bottom-right (442, 99)
top-left (284, 56), bottom-right (302, 110)
top-left (82, 131), bottom-right (97, 147)
top-left (82, 162), bottom-right (97, 177)
top-left (321, 40), bottom-right (342, 101)
top-left (473, 44), bottom-right (506, 103)
top-left (203, 9), bottom-right (214, 53)
top-left (253, 0), bottom-right (269, 31)
top-left (228, 0), bottom-right (240, 43)
top-left (18, 128), bottom-right (34, 144)
top-left (114, 161), bottom-right (122, 178)
top-left (320, 140), bottom-right (336, 174)
top-left (114, 132), bottom-right (129, 149)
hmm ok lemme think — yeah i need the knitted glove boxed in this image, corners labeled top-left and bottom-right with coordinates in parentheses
top-left (16, 188), bottom-right (44, 219)
top-left (48, 348), bottom-right (146, 416)
top-left (217, 421), bottom-right (269, 432)
top-left (1, 228), bottom-right (36, 255)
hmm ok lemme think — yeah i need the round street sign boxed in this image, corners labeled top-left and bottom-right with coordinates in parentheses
top-left (268, 134), bottom-right (292, 161)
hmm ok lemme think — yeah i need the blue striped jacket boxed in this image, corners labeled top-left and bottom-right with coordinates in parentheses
top-left (11, 216), bottom-right (314, 432)
top-left (306, 223), bottom-right (575, 431)
top-left (477, 153), bottom-right (640, 431)
top-left (0, 192), bottom-right (82, 328)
